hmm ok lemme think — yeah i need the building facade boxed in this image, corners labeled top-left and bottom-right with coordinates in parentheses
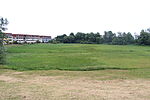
top-left (5, 33), bottom-right (51, 44)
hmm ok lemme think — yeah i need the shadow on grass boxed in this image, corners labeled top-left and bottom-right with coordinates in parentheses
top-left (55, 67), bottom-right (138, 71)
top-left (0, 66), bottom-right (139, 71)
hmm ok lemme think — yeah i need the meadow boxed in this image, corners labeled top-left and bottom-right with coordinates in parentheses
top-left (2, 44), bottom-right (149, 77)
top-left (6, 44), bottom-right (150, 70)
top-left (0, 44), bottom-right (150, 100)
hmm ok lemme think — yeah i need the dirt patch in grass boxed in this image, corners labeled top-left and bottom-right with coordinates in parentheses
top-left (0, 75), bottom-right (22, 83)
top-left (24, 76), bottom-right (150, 100)
top-left (0, 72), bottom-right (150, 100)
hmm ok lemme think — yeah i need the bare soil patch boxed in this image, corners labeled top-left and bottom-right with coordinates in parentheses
top-left (0, 72), bottom-right (150, 100)
top-left (0, 75), bottom-right (22, 83)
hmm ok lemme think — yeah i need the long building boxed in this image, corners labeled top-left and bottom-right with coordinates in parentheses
top-left (4, 33), bottom-right (51, 44)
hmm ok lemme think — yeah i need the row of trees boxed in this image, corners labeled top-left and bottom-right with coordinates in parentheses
top-left (52, 30), bottom-right (150, 45)
top-left (0, 17), bottom-right (8, 64)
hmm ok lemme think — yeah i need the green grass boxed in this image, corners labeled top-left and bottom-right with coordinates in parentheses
top-left (4, 44), bottom-right (150, 74)
top-left (0, 44), bottom-right (150, 100)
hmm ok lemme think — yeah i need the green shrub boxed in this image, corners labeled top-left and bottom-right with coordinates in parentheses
top-left (0, 32), bottom-right (6, 64)
top-left (36, 40), bottom-right (41, 43)
top-left (13, 41), bottom-right (18, 44)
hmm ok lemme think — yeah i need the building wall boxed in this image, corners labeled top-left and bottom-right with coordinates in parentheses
top-left (5, 33), bottom-right (51, 44)
top-left (4, 33), bottom-right (13, 44)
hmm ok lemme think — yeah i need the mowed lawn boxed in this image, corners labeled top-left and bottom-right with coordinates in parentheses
top-left (2, 43), bottom-right (150, 78)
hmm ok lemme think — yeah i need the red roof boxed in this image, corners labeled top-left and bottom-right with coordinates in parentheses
top-left (40, 36), bottom-right (51, 38)
top-left (5, 33), bottom-right (51, 38)
top-left (5, 33), bottom-right (12, 35)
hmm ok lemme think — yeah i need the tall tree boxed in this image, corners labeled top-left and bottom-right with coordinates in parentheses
top-left (103, 31), bottom-right (115, 44)
top-left (95, 32), bottom-right (103, 44)
top-left (125, 32), bottom-right (135, 44)
top-left (112, 32), bottom-right (134, 45)
top-left (75, 32), bottom-right (85, 43)
top-left (137, 29), bottom-right (150, 45)
top-left (55, 34), bottom-right (67, 43)
top-left (0, 17), bottom-right (9, 64)
top-left (68, 33), bottom-right (75, 43)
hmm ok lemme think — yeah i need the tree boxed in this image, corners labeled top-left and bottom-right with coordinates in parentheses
top-left (88, 32), bottom-right (96, 43)
top-left (68, 33), bottom-right (75, 43)
top-left (137, 29), bottom-right (150, 45)
top-left (103, 31), bottom-right (115, 44)
top-left (55, 34), bottom-right (67, 43)
top-left (137, 30), bottom-right (146, 45)
top-left (0, 17), bottom-right (9, 64)
top-left (75, 32), bottom-right (85, 43)
top-left (125, 32), bottom-right (135, 44)
top-left (95, 32), bottom-right (103, 44)
top-left (112, 32), bottom-right (124, 45)
top-left (112, 32), bottom-right (134, 45)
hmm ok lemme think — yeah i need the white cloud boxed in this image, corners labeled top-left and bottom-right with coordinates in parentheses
top-left (1, 0), bottom-right (150, 38)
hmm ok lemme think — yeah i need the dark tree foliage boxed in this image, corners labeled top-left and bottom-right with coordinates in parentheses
top-left (137, 29), bottom-right (150, 45)
top-left (55, 34), bottom-right (67, 43)
top-left (103, 31), bottom-right (115, 44)
top-left (75, 32), bottom-right (85, 43)
top-left (54, 31), bottom-right (135, 45)
top-left (0, 32), bottom-right (5, 64)
top-left (53, 28), bottom-right (150, 46)
top-left (112, 32), bottom-right (134, 45)
top-left (0, 17), bottom-right (9, 64)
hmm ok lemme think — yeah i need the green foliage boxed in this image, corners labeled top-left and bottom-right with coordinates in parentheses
top-left (36, 40), bottom-right (41, 43)
top-left (5, 44), bottom-right (150, 71)
top-left (0, 17), bottom-right (9, 31)
top-left (0, 32), bottom-right (6, 64)
top-left (103, 31), bottom-right (115, 44)
top-left (54, 28), bottom-right (150, 46)
top-left (55, 34), bottom-right (67, 43)
top-left (54, 31), bottom-right (135, 45)
top-left (13, 41), bottom-right (18, 44)
top-left (137, 29), bottom-right (150, 45)
top-left (55, 32), bottom-right (104, 44)
top-left (112, 32), bottom-right (134, 45)
top-left (0, 17), bottom-right (8, 65)
top-left (48, 39), bottom-right (60, 44)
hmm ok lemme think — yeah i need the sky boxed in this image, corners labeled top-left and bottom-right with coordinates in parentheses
top-left (1, 0), bottom-right (150, 38)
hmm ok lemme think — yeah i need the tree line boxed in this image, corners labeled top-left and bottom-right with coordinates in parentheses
top-left (51, 29), bottom-right (150, 45)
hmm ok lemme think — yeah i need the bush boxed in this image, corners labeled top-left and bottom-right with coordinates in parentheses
top-left (0, 46), bottom-right (6, 64)
top-left (0, 32), bottom-right (6, 64)
top-left (36, 40), bottom-right (41, 43)
top-left (49, 40), bottom-right (60, 44)
top-left (13, 41), bottom-right (18, 44)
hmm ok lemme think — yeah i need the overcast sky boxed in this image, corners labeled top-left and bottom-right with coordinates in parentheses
top-left (1, 0), bottom-right (150, 38)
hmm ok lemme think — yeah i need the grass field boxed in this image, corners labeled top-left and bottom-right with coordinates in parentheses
top-left (2, 43), bottom-right (150, 78)
top-left (0, 44), bottom-right (150, 100)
